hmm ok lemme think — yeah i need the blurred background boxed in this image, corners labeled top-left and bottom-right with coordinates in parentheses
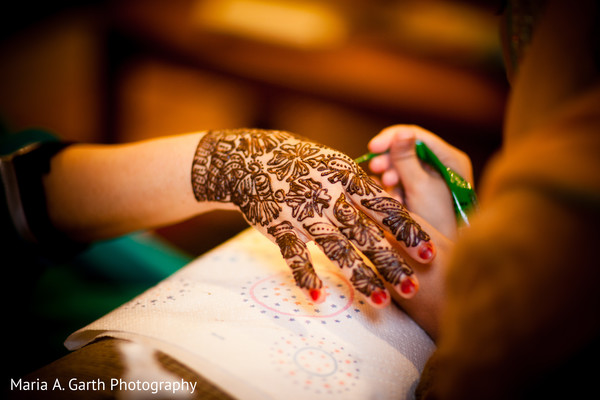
top-left (1, 0), bottom-right (511, 378)
top-left (0, 0), bottom-right (509, 257)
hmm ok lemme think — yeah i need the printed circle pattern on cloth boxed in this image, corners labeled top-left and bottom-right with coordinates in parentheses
top-left (241, 271), bottom-right (368, 323)
top-left (270, 333), bottom-right (359, 395)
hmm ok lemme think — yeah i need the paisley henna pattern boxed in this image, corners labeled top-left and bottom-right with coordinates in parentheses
top-left (361, 197), bottom-right (430, 247)
top-left (303, 221), bottom-right (386, 297)
top-left (334, 193), bottom-right (384, 247)
top-left (192, 129), bottom-right (428, 299)
top-left (362, 248), bottom-right (413, 285)
top-left (192, 130), bottom-right (286, 226)
top-left (350, 266), bottom-right (386, 297)
top-left (267, 222), bottom-right (322, 290)
top-left (268, 221), bottom-right (306, 259)
top-left (304, 222), bottom-right (362, 269)
top-left (330, 193), bottom-right (413, 292)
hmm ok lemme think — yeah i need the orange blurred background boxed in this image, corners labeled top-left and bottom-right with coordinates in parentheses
top-left (0, 0), bottom-right (509, 256)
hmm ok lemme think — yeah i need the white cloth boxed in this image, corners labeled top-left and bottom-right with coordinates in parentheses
top-left (66, 228), bottom-right (435, 400)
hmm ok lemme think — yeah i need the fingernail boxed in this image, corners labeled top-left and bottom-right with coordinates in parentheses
top-left (400, 276), bottom-right (417, 296)
top-left (418, 241), bottom-right (434, 261)
top-left (370, 289), bottom-right (388, 305)
top-left (309, 289), bottom-right (321, 302)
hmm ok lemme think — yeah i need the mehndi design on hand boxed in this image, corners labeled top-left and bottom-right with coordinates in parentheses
top-left (361, 197), bottom-right (430, 246)
top-left (361, 197), bottom-right (434, 260)
top-left (267, 221), bottom-right (323, 301)
top-left (317, 155), bottom-right (382, 196)
top-left (303, 221), bottom-right (389, 304)
top-left (284, 178), bottom-right (331, 221)
top-left (191, 129), bottom-right (433, 306)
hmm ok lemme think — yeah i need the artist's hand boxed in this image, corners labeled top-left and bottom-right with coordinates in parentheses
top-left (368, 125), bottom-right (474, 239)
top-left (366, 125), bottom-right (473, 338)
top-left (191, 129), bottom-right (435, 308)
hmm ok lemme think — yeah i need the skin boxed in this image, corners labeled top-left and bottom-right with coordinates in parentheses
top-left (368, 125), bottom-right (473, 240)
top-left (366, 0), bottom-right (600, 342)
top-left (411, 2), bottom-right (600, 397)
top-left (367, 125), bottom-right (472, 340)
top-left (43, 129), bottom-right (435, 310)
top-left (190, 129), bottom-right (436, 307)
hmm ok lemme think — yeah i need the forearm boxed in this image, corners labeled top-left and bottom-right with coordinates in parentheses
top-left (42, 127), bottom-right (436, 311)
top-left (43, 132), bottom-right (228, 241)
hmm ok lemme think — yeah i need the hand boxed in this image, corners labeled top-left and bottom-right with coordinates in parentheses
top-left (368, 125), bottom-right (474, 239)
top-left (191, 129), bottom-right (436, 308)
top-left (367, 125), bottom-right (473, 338)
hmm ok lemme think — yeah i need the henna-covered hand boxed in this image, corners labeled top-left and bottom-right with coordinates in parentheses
top-left (191, 129), bottom-right (435, 308)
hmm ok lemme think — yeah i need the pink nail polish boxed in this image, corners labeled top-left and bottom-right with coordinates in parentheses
top-left (418, 241), bottom-right (434, 260)
top-left (370, 290), bottom-right (388, 305)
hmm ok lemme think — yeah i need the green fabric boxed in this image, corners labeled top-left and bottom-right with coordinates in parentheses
top-left (0, 127), bottom-right (60, 155)
top-left (31, 233), bottom-right (192, 372)
top-left (76, 232), bottom-right (192, 283)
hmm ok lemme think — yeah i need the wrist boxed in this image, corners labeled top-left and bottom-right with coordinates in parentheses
top-left (1, 139), bottom-right (88, 259)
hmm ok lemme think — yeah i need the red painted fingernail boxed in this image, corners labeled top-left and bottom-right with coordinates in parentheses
top-left (400, 277), bottom-right (417, 295)
top-left (370, 290), bottom-right (388, 305)
top-left (309, 289), bottom-right (321, 301)
top-left (418, 241), bottom-right (434, 260)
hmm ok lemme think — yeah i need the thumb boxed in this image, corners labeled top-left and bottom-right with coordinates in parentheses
top-left (387, 128), bottom-right (428, 191)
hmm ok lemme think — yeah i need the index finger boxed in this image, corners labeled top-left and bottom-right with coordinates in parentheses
top-left (314, 149), bottom-right (435, 264)
top-left (359, 196), bottom-right (435, 263)
top-left (372, 125), bottom-right (473, 183)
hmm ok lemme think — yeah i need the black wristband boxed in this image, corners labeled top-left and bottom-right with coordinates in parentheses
top-left (6, 141), bottom-right (88, 260)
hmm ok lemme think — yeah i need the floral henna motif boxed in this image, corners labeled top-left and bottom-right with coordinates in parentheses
top-left (329, 193), bottom-right (412, 291)
top-left (192, 129), bottom-right (419, 300)
top-left (235, 169), bottom-right (286, 226)
top-left (236, 129), bottom-right (289, 158)
top-left (361, 197), bottom-right (430, 247)
top-left (285, 178), bottom-right (331, 221)
top-left (333, 193), bottom-right (384, 247)
top-left (266, 142), bottom-right (321, 182)
top-left (317, 154), bottom-right (382, 196)
top-left (192, 129), bottom-right (385, 228)
top-left (304, 222), bottom-right (385, 297)
top-left (362, 247), bottom-right (413, 286)
top-left (192, 130), bottom-right (285, 226)
top-left (303, 222), bottom-right (362, 269)
top-left (268, 222), bottom-right (322, 290)
top-left (349, 266), bottom-right (385, 297)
